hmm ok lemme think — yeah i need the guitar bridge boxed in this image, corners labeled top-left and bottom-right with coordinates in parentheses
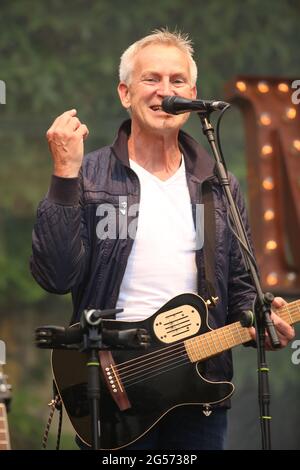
top-left (99, 351), bottom-right (131, 411)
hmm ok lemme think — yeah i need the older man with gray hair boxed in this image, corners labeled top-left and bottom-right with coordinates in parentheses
top-left (31, 29), bottom-right (294, 450)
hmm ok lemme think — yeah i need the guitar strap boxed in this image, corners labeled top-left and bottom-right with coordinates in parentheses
top-left (202, 180), bottom-right (218, 303)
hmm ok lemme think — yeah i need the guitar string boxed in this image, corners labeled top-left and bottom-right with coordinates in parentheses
top-left (116, 308), bottom-right (296, 384)
top-left (115, 323), bottom-right (249, 379)
top-left (119, 348), bottom-right (190, 383)
top-left (117, 344), bottom-right (219, 386)
top-left (114, 326), bottom-right (242, 382)
top-left (123, 357), bottom-right (193, 388)
top-left (112, 305), bottom-right (297, 386)
top-left (115, 322), bottom-right (244, 374)
top-left (114, 335), bottom-right (205, 378)
top-left (114, 304), bottom-right (296, 376)
top-left (121, 356), bottom-right (190, 386)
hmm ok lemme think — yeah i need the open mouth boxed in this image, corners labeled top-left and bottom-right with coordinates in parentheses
top-left (150, 105), bottom-right (163, 112)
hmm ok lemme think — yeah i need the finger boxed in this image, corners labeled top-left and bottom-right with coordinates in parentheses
top-left (49, 109), bottom-right (78, 133)
top-left (75, 124), bottom-right (89, 140)
top-left (265, 332), bottom-right (290, 349)
top-left (264, 336), bottom-right (275, 350)
top-left (271, 296), bottom-right (286, 309)
top-left (65, 116), bottom-right (81, 132)
top-left (271, 313), bottom-right (295, 340)
top-left (248, 326), bottom-right (256, 341)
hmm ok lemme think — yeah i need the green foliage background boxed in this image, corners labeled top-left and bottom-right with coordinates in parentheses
top-left (0, 0), bottom-right (299, 449)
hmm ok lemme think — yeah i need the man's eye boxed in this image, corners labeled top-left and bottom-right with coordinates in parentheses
top-left (173, 79), bottom-right (185, 84)
top-left (144, 78), bottom-right (157, 83)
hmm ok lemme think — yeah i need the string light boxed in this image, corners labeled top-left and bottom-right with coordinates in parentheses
top-left (262, 177), bottom-right (274, 190)
top-left (285, 107), bottom-right (297, 120)
top-left (257, 82), bottom-right (269, 93)
top-left (292, 140), bottom-right (300, 152)
top-left (266, 240), bottom-right (277, 250)
top-left (236, 81), bottom-right (247, 92)
top-left (278, 83), bottom-right (289, 93)
top-left (260, 113), bottom-right (271, 126)
top-left (266, 272), bottom-right (278, 286)
top-left (264, 209), bottom-right (275, 221)
top-left (286, 272), bottom-right (296, 282)
top-left (261, 144), bottom-right (273, 156)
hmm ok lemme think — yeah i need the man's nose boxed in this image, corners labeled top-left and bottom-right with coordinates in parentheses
top-left (157, 79), bottom-right (174, 97)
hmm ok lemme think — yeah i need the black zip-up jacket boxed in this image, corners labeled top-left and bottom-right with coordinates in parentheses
top-left (30, 119), bottom-right (256, 389)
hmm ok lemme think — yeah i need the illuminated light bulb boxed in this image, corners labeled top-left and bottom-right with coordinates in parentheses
top-left (236, 81), bottom-right (247, 92)
top-left (285, 107), bottom-right (297, 120)
top-left (286, 272), bottom-right (296, 282)
top-left (292, 140), bottom-right (300, 152)
top-left (264, 209), bottom-right (275, 221)
top-left (262, 177), bottom-right (274, 190)
top-left (257, 82), bottom-right (269, 93)
top-left (266, 240), bottom-right (277, 250)
top-left (266, 272), bottom-right (278, 286)
top-left (261, 144), bottom-right (273, 156)
top-left (278, 83), bottom-right (289, 93)
top-left (260, 113), bottom-right (271, 126)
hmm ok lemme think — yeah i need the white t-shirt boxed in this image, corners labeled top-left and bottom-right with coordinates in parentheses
top-left (116, 157), bottom-right (197, 321)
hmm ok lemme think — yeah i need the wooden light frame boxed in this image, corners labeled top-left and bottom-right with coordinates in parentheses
top-left (224, 76), bottom-right (300, 296)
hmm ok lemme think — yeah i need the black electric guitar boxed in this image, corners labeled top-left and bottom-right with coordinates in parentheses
top-left (0, 365), bottom-right (12, 450)
top-left (51, 293), bottom-right (300, 450)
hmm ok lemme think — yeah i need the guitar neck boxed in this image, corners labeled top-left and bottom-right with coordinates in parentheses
top-left (0, 403), bottom-right (11, 450)
top-left (185, 299), bottom-right (300, 363)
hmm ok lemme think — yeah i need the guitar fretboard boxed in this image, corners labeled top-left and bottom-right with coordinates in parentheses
top-left (185, 299), bottom-right (300, 363)
top-left (0, 403), bottom-right (11, 450)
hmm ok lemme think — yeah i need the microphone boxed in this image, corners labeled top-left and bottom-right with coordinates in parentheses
top-left (162, 96), bottom-right (230, 115)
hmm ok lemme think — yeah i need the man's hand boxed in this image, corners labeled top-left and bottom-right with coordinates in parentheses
top-left (46, 109), bottom-right (89, 178)
top-left (249, 297), bottom-right (295, 350)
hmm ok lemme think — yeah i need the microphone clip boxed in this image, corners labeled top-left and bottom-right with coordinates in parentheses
top-left (35, 308), bottom-right (150, 351)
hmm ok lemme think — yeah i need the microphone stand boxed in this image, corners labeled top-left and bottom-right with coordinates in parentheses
top-left (78, 308), bottom-right (111, 451)
top-left (197, 110), bottom-right (280, 450)
top-left (36, 309), bottom-right (149, 450)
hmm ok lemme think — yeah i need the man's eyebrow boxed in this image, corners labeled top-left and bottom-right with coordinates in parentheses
top-left (140, 71), bottom-right (160, 77)
top-left (140, 70), bottom-right (189, 78)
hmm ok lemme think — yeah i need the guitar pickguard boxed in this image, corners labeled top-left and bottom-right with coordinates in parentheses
top-left (153, 305), bottom-right (201, 344)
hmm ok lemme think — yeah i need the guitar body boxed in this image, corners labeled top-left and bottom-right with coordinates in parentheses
top-left (52, 294), bottom-right (234, 449)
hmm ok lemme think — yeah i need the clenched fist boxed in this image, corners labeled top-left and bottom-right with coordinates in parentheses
top-left (46, 109), bottom-right (89, 178)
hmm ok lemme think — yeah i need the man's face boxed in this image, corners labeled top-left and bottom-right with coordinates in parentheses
top-left (118, 44), bottom-right (197, 135)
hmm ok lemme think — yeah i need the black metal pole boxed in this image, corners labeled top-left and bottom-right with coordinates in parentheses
top-left (86, 345), bottom-right (101, 450)
top-left (198, 111), bottom-right (279, 450)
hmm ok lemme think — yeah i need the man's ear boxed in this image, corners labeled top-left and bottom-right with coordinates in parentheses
top-left (118, 82), bottom-right (131, 109)
top-left (191, 85), bottom-right (197, 100)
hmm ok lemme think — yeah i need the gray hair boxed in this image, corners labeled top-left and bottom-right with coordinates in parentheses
top-left (119, 28), bottom-right (198, 86)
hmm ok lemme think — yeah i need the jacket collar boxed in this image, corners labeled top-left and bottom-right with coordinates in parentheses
top-left (111, 119), bottom-right (216, 183)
